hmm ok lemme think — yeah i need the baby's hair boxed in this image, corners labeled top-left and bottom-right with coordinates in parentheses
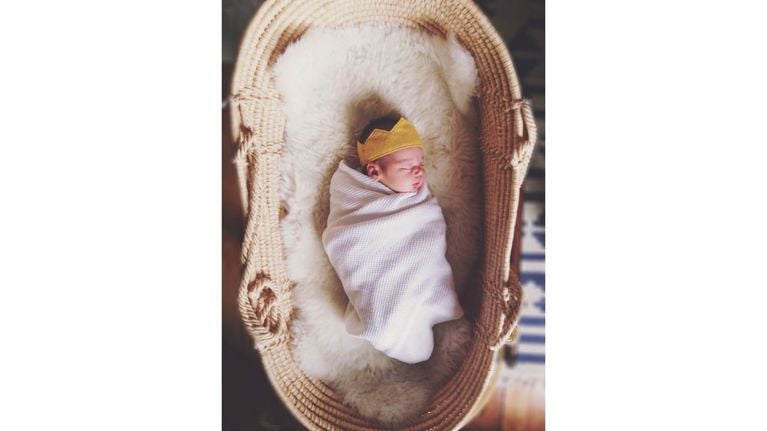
top-left (358, 114), bottom-right (405, 175)
top-left (358, 115), bottom-right (402, 146)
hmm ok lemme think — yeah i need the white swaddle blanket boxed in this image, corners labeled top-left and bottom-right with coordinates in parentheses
top-left (321, 161), bottom-right (464, 364)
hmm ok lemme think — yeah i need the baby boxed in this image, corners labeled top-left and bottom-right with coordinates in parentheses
top-left (357, 115), bottom-right (426, 193)
top-left (321, 115), bottom-right (464, 364)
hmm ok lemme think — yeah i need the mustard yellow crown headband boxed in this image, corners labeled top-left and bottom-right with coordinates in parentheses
top-left (357, 117), bottom-right (423, 165)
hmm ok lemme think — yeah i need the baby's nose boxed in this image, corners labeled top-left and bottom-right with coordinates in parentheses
top-left (413, 166), bottom-right (424, 176)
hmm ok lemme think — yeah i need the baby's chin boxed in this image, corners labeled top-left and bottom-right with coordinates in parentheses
top-left (377, 176), bottom-right (425, 193)
top-left (392, 182), bottom-right (424, 193)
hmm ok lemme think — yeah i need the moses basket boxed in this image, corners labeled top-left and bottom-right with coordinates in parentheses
top-left (229, 0), bottom-right (537, 429)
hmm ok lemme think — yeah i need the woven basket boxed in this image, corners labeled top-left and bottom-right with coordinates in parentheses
top-left (229, 0), bottom-right (537, 429)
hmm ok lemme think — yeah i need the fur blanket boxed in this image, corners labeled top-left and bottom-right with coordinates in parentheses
top-left (322, 161), bottom-right (464, 364)
top-left (268, 23), bottom-right (483, 426)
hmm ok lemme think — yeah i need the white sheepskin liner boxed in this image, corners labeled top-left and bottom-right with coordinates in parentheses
top-left (270, 24), bottom-right (484, 427)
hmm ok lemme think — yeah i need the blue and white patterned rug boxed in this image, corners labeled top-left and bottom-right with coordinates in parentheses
top-left (500, 124), bottom-right (545, 391)
top-left (510, 133), bottom-right (545, 377)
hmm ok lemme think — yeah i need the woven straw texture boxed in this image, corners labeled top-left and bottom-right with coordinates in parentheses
top-left (229, 1), bottom-right (537, 429)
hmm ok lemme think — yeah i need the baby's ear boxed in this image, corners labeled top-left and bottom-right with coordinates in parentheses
top-left (366, 163), bottom-right (380, 180)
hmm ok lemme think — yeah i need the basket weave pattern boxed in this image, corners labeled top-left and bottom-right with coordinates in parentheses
top-left (229, 1), bottom-right (536, 429)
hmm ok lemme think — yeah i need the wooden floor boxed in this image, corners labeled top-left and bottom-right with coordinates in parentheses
top-left (464, 372), bottom-right (545, 431)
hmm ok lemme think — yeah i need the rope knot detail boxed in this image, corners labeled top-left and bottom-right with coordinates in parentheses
top-left (507, 139), bottom-right (533, 169)
top-left (232, 85), bottom-right (285, 162)
top-left (241, 275), bottom-right (291, 351)
top-left (507, 98), bottom-right (531, 112)
top-left (485, 278), bottom-right (523, 349)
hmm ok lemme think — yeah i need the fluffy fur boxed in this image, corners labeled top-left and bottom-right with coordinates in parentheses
top-left (268, 24), bottom-right (483, 426)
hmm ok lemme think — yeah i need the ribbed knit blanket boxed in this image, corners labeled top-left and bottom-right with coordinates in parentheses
top-left (321, 161), bottom-right (464, 363)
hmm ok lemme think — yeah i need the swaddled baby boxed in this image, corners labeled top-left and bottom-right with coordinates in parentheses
top-left (322, 115), bottom-right (464, 364)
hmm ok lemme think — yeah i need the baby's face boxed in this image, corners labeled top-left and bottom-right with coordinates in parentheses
top-left (367, 147), bottom-right (426, 193)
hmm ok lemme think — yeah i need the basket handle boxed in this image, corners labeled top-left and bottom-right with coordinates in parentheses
top-left (507, 98), bottom-right (537, 171)
top-left (231, 82), bottom-right (291, 352)
top-left (488, 94), bottom-right (536, 347)
top-left (231, 84), bottom-right (285, 216)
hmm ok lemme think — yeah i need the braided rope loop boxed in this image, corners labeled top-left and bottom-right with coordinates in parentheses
top-left (239, 275), bottom-right (292, 351)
